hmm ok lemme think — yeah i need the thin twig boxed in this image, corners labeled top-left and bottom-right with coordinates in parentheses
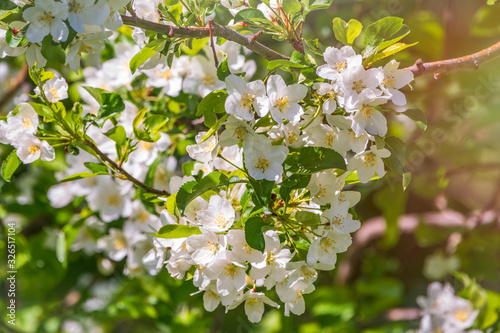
top-left (208, 19), bottom-right (219, 68)
top-left (84, 140), bottom-right (169, 196)
top-left (404, 40), bottom-right (500, 78)
top-left (248, 30), bottom-right (263, 44)
top-left (121, 15), bottom-right (289, 61)
top-left (0, 64), bottom-right (28, 112)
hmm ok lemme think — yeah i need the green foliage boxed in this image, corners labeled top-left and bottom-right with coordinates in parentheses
top-left (176, 171), bottom-right (229, 214)
top-left (285, 146), bottom-right (347, 174)
top-left (332, 18), bottom-right (363, 45)
top-left (404, 108), bottom-right (428, 131)
top-left (150, 224), bottom-right (203, 238)
top-left (216, 57), bottom-right (231, 81)
top-left (98, 92), bottom-right (125, 119)
top-left (130, 39), bottom-right (167, 74)
top-left (244, 216), bottom-right (268, 252)
top-left (383, 136), bottom-right (406, 175)
top-left (1, 149), bottom-right (21, 182)
top-left (196, 90), bottom-right (228, 127)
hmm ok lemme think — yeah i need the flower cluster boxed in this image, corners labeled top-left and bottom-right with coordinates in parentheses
top-left (1, 0), bottom-right (415, 319)
top-left (416, 282), bottom-right (482, 333)
top-left (145, 45), bottom-right (414, 321)
top-left (0, 102), bottom-right (55, 163)
top-left (0, 0), bottom-right (129, 68)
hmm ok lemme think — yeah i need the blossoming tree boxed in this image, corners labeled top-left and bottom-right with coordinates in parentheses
top-left (1, 0), bottom-right (500, 331)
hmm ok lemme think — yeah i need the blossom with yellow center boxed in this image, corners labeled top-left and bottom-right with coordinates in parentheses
top-left (255, 156), bottom-right (270, 172)
top-left (240, 93), bottom-right (256, 109)
top-left (28, 145), bottom-right (40, 155)
top-left (352, 79), bottom-right (367, 93)
top-left (107, 194), bottom-right (122, 207)
top-left (274, 96), bottom-right (290, 113)
top-left (202, 74), bottom-right (215, 87)
top-left (22, 118), bottom-right (33, 129)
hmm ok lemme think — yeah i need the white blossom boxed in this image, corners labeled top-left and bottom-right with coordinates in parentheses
top-left (224, 74), bottom-right (268, 121)
top-left (347, 145), bottom-right (390, 183)
top-left (23, 0), bottom-right (69, 43)
top-left (13, 134), bottom-right (55, 164)
top-left (267, 75), bottom-right (307, 124)
top-left (244, 134), bottom-right (288, 182)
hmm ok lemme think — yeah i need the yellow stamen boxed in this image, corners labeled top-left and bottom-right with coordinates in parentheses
top-left (255, 156), bottom-right (270, 172)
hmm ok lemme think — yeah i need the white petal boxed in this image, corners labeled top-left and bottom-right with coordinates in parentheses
top-left (68, 12), bottom-right (85, 33)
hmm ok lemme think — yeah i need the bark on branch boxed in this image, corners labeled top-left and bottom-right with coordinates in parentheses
top-left (84, 140), bottom-right (169, 197)
top-left (404, 40), bottom-right (500, 78)
top-left (121, 15), bottom-right (289, 61)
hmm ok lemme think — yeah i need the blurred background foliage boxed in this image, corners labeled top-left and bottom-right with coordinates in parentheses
top-left (1, 0), bottom-right (500, 332)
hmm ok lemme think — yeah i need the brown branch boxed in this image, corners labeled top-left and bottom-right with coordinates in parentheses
top-left (405, 40), bottom-right (500, 78)
top-left (0, 63), bottom-right (28, 113)
top-left (121, 15), bottom-right (289, 61)
top-left (208, 19), bottom-right (219, 68)
top-left (83, 140), bottom-right (169, 197)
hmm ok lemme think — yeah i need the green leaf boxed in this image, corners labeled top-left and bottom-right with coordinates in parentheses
top-left (295, 211), bottom-right (321, 226)
top-left (201, 114), bottom-right (228, 143)
top-left (216, 57), bottom-right (231, 82)
top-left (303, 0), bottom-right (333, 11)
top-left (168, 3), bottom-right (183, 22)
top-left (182, 161), bottom-right (196, 177)
top-left (364, 17), bottom-right (404, 57)
top-left (196, 90), bottom-right (228, 127)
top-left (283, 0), bottom-right (302, 14)
top-left (368, 42), bottom-right (418, 65)
top-left (150, 224), bottom-right (202, 239)
top-left (1, 150), bottom-right (21, 182)
top-left (104, 125), bottom-right (127, 145)
top-left (280, 174), bottom-right (310, 202)
top-left (176, 171), bottom-right (229, 214)
top-left (383, 136), bottom-right (406, 175)
top-left (0, 0), bottom-right (17, 10)
top-left (98, 93), bottom-right (125, 119)
top-left (84, 162), bottom-right (109, 174)
top-left (377, 25), bottom-right (410, 51)
top-left (60, 171), bottom-right (108, 183)
top-left (6, 28), bottom-right (23, 48)
top-left (181, 38), bottom-right (209, 56)
top-left (332, 18), bottom-right (363, 45)
top-left (402, 172), bottom-right (411, 190)
top-left (267, 59), bottom-right (307, 72)
top-left (285, 147), bottom-right (346, 174)
top-left (166, 193), bottom-right (177, 215)
top-left (245, 216), bottom-right (267, 252)
top-left (133, 107), bottom-right (161, 142)
top-left (106, 124), bottom-right (127, 144)
top-left (130, 39), bottom-right (166, 74)
top-left (133, 107), bottom-right (148, 129)
top-left (249, 178), bottom-right (275, 206)
top-left (41, 36), bottom-right (66, 63)
top-left (404, 108), bottom-right (427, 131)
top-left (480, 290), bottom-right (500, 329)
top-left (81, 86), bottom-right (107, 105)
top-left (233, 8), bottom-right (268, 22)
top-left (28, 102), bottom-right (55, 122)
top-left (344, 171), bottom-right (380, 185)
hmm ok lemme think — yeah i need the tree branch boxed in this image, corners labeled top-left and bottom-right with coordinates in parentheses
top-left (121, 15), bottom-right (289, 61)
top-left (404, 40), bottom-right (500, 78)
top-left (0, 63), bottom-right (28, 112)
top-left (83, 140), bottom-right (169, 197)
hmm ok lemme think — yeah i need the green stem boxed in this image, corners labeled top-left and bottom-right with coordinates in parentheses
top-left (300, 103), bottom-right (322, 131)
